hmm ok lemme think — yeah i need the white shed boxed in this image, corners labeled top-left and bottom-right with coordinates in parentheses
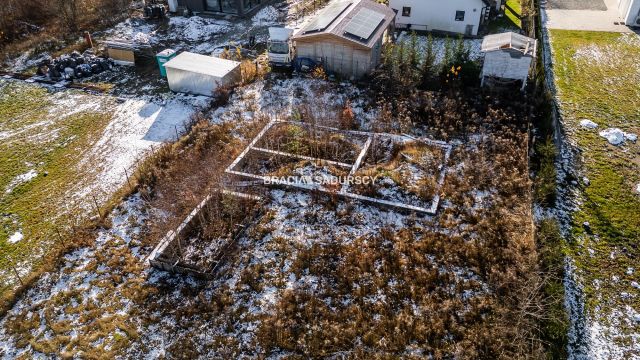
top-left (163, 52), bottom-right (241, 96)
top-left (480, 32), bottom-right (537, 91)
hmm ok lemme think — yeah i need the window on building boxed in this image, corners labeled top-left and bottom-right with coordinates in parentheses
top-left (402, 7), bottom-right (411, 17)
top-left (455, 10), bottom-right (465, 21)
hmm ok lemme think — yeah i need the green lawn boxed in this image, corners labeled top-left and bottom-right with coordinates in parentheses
top-left (489, 0), bottom-right (522, 32)
top-left (550, 30), bottom-right (640, 329)
top-left (0, 81), bottom-right (114, 299)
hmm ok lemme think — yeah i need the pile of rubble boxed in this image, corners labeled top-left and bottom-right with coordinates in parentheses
top-left (37, 51), bottom-right (113, 81)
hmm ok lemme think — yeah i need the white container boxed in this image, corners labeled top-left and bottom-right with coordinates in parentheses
top-left (163, 52), bottom-right (241, 96)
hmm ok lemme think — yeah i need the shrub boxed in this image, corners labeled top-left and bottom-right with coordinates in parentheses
top-left (338, 100), bottom-right (356, 130)
top-left (534, 138), bottom-right (557, 206)
top-left (440, 36), bottom-right (481, 88)
top-left (536, 218), bottom-right (569, 359)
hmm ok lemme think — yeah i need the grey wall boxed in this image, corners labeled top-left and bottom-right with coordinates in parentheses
top-left (177, 0), bottom-right (270, 16)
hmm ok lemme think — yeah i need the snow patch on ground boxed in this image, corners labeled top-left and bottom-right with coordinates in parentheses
top-left (133, 31), bottom-right (152, 44)
top-left (168, 16), bottom-right (232, 42)
top-left (579, 119), bottom-right (598, 129)
top-left (598, 128), bottom-right (637, 146)
top-left (0, 194), bottom-right (149, 356)
top-left (4, 170), bottom-right (38, 194)
top-left (103, 16), bottom-right (233, 49)
top-left (104, 18), bottom-right (158, 44)
top-left (397, 32), bottom-right (483, 64)
top-left (252, 6), bottom-right (280, 26)
top-left (49, 91), bottom-right (106, 119)
top-left (70, 95), bottom-right (208, 205)
top-left (7, 232), bottom-right (23, 244)
top-left (210, 77), bottom-right (372, 127)
top-left (587, 306), bottom-right (640, 359)
top-left (573, 33), bottom-right (640, 70)
top-left (5, 51), bottom-right (51, 72)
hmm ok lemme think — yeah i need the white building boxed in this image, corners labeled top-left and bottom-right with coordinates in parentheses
top-left (389, 0), bottom-right (492, 36)
top-left (480, 32), bottom-right (537, 91)
top-left (618, 0), bottom-right (640, 26)
top-left (163, 52), bottom-right (241, 96)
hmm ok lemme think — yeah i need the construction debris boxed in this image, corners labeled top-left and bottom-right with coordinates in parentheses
top-left (36, 51), bottom-right (113, 81)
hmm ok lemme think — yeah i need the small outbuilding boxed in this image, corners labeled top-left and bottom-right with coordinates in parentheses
top-left (104, 39), bottom-right (138, 66)
top-left (163, 52), bottom-right (241, 96)
top-left (480, 32), bottom-right (537, 91)
top-left (291, 0), bottom-right (395, 79)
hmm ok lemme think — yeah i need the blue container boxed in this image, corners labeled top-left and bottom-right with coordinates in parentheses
top-left (156, 49), bottom-right (177, 77)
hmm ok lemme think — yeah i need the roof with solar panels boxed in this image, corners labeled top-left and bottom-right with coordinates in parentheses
top-left (291, 0), bottom-right (395, 49)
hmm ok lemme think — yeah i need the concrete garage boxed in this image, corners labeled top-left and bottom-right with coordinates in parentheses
top-left (163, 52), bottom-right (241, 96)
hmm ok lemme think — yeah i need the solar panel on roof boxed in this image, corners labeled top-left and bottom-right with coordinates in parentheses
top-left (303, 1), bottom-right (353, 34)
top-left (343, 8), bottom-right (385, 42)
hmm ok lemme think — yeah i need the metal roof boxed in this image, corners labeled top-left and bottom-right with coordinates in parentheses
top-left (292, 0), bottom-right (395, 49)
top-left (163, 52), bottom-right (240, 77)
top-left (344, 8), bottom-right (386, 42)
top-left (302, 1), bottom-right (353, 34)
top-left (481, 32), bottom-right (537, 57)
top-left (269, 27), bottom-right (294, 42)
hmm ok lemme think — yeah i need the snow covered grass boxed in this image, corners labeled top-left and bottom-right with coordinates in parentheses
top-left (0, 81), bottom-right (112, 296)
top-left (252, 6), bottom-right (281, 26)
top-left (396, 32), bottom-right (483, 65)
top-left (550, 29), bottom-right (640, 357)
top-left (102, 15), bottom-right (234, 50)
top-left (0, 79), bottom-right (206, 304)
top-left (0, 72), bottom-right (544, 357)
top-left (0, 194), bottom-right (155, 358)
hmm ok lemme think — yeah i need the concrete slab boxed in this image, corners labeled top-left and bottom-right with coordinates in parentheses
top-left (542, 0), bottom-right (636, 32)
top-left (547, 0), bottom-right (607, 10)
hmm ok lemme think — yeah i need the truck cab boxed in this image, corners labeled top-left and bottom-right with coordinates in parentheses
top-left (268, 27), bottom-right (295, 67)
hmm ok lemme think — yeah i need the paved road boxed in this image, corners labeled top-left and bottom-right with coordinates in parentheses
top-left (547, 0), bottom-right (607, 10)
top-left (542, 0), bottom-right (635, 32)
